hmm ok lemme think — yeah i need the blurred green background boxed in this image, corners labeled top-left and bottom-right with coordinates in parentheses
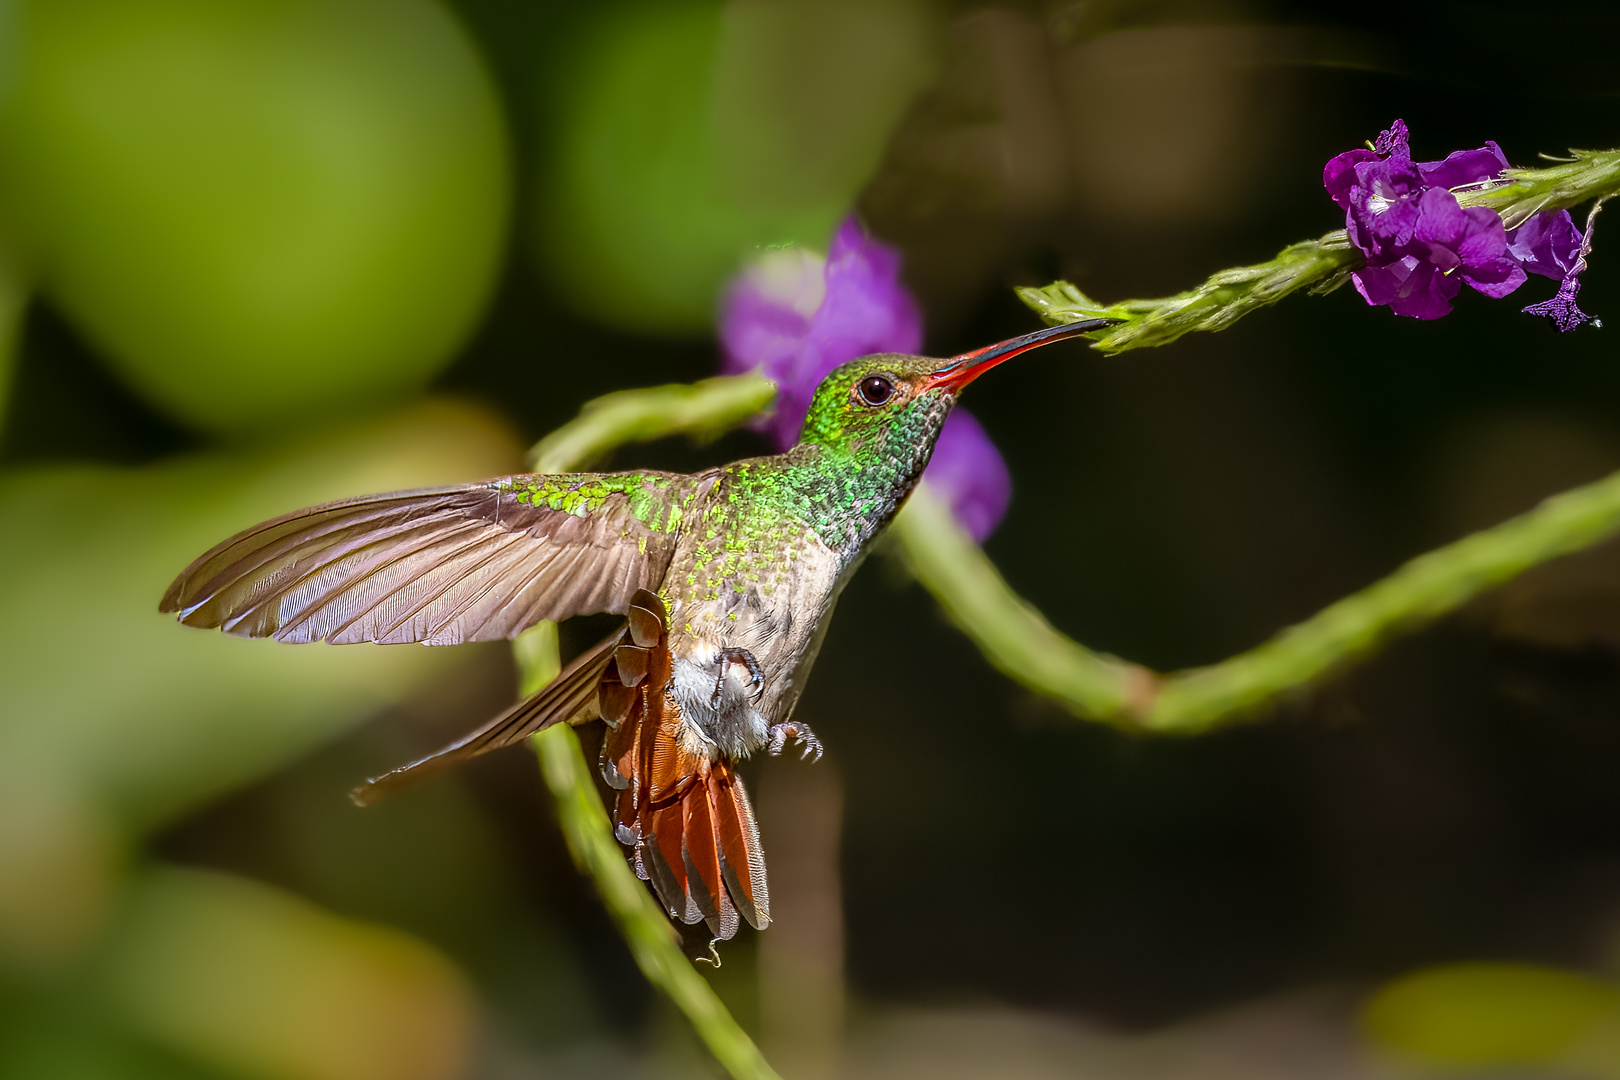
top-left (3, 0), bottom-right (1620, 1077)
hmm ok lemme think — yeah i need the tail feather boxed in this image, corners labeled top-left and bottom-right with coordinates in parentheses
top-left (601, 589), bottom-right (770, 939)
top-left (353, 578), bottom-right (775, 940)
top-left (683, 788), bottom-right (723, 928)
top-left (644, 800), bottom-right (699, 924)
top-left (710, 767), bottom-right (770, 930)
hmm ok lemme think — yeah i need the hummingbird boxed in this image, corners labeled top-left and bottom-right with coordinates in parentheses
top-left (160, 317), bottom-right (1111, 941)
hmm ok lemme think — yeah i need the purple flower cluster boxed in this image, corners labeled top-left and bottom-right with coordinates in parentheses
top-left (720, 217), bottom-right (1012, 541)
top-left (1324, 120), bottom-right (1590, 327)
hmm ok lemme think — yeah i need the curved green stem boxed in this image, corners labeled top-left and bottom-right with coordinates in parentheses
top-left (528, 374), bottom-right (775, 474)
top-left (896, 466), bottom-right (1620, 732)
top-left (531, 719), bottom-right (780, 1080)
top-left (515, 378), bottom-right (781, 1080)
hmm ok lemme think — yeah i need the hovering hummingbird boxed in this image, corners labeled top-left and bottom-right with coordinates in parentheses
top-left (161, 317), bottom-right (1111, 941)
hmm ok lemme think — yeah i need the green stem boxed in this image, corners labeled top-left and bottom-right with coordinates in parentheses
top-left (1018, 147), bottom-right (1620, 353)
top-left (528, 374), bottom-right (776, 474)
top-left (1017, 232), bottom-right (1360, 355)
top-left (891, 485), bottom-right (1142, 722)
top-left (531, 719), bottom-right (780, 1080)
top-left (1463, 148), bottom-right (1620, 228)
top-left (896, 468), bottom-right (1620, 732)
top-left (515, 378), bottom-right (782, 1080)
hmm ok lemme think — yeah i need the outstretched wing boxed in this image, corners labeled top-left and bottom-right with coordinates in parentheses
top-left (160, 471), bottom-right (697, 645)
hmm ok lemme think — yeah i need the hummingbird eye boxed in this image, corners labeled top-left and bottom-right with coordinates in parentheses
top-left (856, 375), bottom-right (895, 407)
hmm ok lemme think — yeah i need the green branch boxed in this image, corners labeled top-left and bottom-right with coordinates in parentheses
top-left (1017, 231), bottom-right (1360, 355)
top-left (894, 474), bottom-right (1620, 733)
top-left (515, 377), bottom-right (782, 1080)
top-left (1018, 147), bottom-right (1620, 353)
top-left (531, 720), bottom-right (780, 1080)
top-left (528, 374), bottom-right (775, 473)
top-left (1465, 148), bottom-right (1620, 228)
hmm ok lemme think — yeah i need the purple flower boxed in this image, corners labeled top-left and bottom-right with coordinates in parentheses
top-left (1522, 275), bottom-right (1594, 332)
top-left (1324, 120), bottom-right (1588, 325)
top-left (921, 410), bottom-right (1010, 543)
top-left (1507, 209), bottom-right (1584, 280)
top-left (1522, 203), bottom-right (1603, 331)
top-left (720, 216), bottom-right (1014, 541)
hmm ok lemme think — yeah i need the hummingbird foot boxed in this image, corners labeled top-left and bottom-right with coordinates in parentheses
top-left (711, 646), bottom-right (765, 708)
top-left (767, 721), bottom-right (823, 762)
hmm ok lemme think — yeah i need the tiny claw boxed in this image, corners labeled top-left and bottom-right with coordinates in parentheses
top-left (767, 721), bottom-right (822, 762)
top-left (712, 646), bottom-right (765, 708)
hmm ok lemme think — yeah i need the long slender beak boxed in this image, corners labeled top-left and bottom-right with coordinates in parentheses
top-left (925, 317), bottom-right (1118, 394)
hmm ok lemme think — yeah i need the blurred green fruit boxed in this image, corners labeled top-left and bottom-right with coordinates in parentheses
top-left (0, 0), bottom-right (510, 434)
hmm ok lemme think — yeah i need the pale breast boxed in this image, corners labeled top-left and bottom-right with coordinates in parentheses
top-left (662, 521), bottom-right (846, 733)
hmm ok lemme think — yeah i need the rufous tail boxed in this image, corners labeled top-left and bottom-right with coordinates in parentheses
top-left (600, 590), bottom-right (770, 939)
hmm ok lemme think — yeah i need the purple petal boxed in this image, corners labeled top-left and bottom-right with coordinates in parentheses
top-left (1507, 210), bottom-right (1584, 281)
top-left (1354, 256), bottom-right (1461, 320)
top-left (1348, 181), bottom-right (1422, 258)
top-left (1461, 256), bottom-right (1527, 299)
top-left (1410, 188), bottom-right (1497, 253)
top-left (1389, 261), bottom-right (1461, 320)
top-left (1324, 148), bottom-right (1378, 210)
top-left (922, 409), bottom-right (1011, 542)
top-left (1523, 273), bottom-right (1596, 332)
top-left (720, 246), bottom-right (824, 381)
top-left (1355, 153), bottom-right (1424, 199)
top-left (1410, 190), bottom-right (1511, 289)
top-left (1352, 256), bottom-right (1412, 308)
top-left (812, 218), bottom-right (924, 379)
top-left (1417, 141), bottom-right (1509, 189)
top-left (1373, 119), bottom-right (1410, 159)
top-left (1451, 205), bottom-right (1510, 268)
top-left (719, 216), bottom-right (923, 449)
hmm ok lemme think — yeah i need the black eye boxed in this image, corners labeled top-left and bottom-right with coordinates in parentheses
top-left (857, 375), bottom-right (895, 407)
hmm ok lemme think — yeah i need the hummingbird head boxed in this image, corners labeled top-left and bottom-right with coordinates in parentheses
top-left (795, 318), bottom-right (1115, 478)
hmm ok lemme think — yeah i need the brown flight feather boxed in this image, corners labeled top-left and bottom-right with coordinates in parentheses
top-left (159, 476), bottom-right (691, 645)
top-left (349, 627), bottom-right (623, 806)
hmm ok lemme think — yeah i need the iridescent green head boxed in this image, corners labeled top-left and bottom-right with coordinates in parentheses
top-left (795, 319), bottom-right (1115, 475)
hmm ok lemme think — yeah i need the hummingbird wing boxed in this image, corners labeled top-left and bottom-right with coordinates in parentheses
top-left (160, 472), bottom-right (698, 645)
top-left (601, 592), bottom-right (770, 939)
top-left (349, 588), bottom-right (672, 804)
top-left (349, 622), bottom-right (627, 806)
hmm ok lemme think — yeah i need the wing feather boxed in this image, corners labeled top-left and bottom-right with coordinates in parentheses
top-left (161, 473), bottom-right (694, 644)
top-left (348, 625), bottom-right (625, 806)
